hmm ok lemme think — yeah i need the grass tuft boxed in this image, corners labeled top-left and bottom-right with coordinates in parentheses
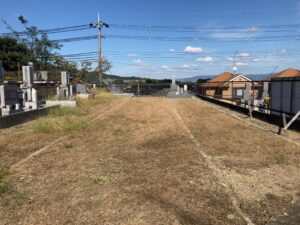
top-left (0, 165), bottom-right (10, 195)
top-left (93, 176), bottom-right (108, 184)
top-left (64, 143), bottom-right (74, 149)
top-left (32, 89), bottom-right (117, 135)
top-left (48, 107), bottom-right (85, 117)
top-left (33, 121), bottom-right (55, 134)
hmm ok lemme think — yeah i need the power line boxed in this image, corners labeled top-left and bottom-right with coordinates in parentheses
top-left (54, 33), bottom-right (300, 43)
top-left (109, 23), bottom-right (300, 32)
top-left (0, 24), bottom-right (92, 36)
top-left (60, 48), bottom-right (300, 57)
top-left (2, 22), bottom-right (300, 37)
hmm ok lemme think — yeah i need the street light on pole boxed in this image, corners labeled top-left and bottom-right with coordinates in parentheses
top-left (90, 13), bottom-right (109, 90)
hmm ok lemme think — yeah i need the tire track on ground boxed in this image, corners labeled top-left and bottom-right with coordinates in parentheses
top-left (10, 99), bottom-right (129, 172)
top-left (169, 104), bottom-right (255, 225)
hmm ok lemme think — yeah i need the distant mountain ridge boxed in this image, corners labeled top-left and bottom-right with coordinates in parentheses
top-left (178, 73), bottom-right (272, 82)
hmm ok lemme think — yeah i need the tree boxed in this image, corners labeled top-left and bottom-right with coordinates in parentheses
top-left (0, 37), bottom-right (31, 71)
top-left (78, 59), bottom-right (112, 84)
top-left (16, 15), bottom-right (61, 69)
top-left (52, 56), bottom-right (78, 74)
top-left (35, 33), bottom-right (61, 69)
top-left (79, 61), bottom-right (93, 80)
top-left (94, 58), bottom-right (112, 74)
top-left (1, 16), bottom-right (113, 78)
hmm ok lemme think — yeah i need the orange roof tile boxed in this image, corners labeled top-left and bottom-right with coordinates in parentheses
top-left (266, 68), bottom-right (300, 80)
top-left (208, 72), bottom-right (236, 83)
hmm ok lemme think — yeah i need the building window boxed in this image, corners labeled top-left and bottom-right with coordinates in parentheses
top-left (233, 88), bottom-right (244, 98)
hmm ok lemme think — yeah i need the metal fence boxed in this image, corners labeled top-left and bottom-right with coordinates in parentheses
top-left (2, 69), bottom-right (62, 82)
top-left (108, 82), bottom-right (195, 96)
top-left (196, 78), bottom-right (300, 117)
top-left (35, 84), bottom-right (57, 100)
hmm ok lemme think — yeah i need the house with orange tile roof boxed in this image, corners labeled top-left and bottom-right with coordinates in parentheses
top-left (199, 72), bottom-right (252, 100)
top-left (267, 68), bottom-right (300, 116)
top-left (265, 68), bottom-right (300, 81)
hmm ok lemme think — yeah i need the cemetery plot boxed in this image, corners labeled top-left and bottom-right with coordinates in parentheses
top-left (0, 97), bottom-right (299, 225)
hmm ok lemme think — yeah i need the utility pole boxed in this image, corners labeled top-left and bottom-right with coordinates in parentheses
top-left (90, 14), bottom-right (109, 90)
top-left (97, 13), bottom-right (102, 89)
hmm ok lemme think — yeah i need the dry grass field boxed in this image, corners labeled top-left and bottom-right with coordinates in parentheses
top-left (0, 94), bottom-right (299, 225)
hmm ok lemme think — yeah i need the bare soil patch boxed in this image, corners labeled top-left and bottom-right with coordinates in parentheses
top-left (0, 96), bottom-right (299, 225)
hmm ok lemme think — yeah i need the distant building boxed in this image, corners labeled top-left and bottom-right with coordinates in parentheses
top-left (265, 68), bottom-right (300, 81)
top-left (267, 68), bottom-right (300, 116)
top-left (199, 72), bottom-right (251, 100)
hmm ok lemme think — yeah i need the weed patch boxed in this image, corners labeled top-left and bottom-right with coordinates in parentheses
top-left (0, 165), bottom-right (9, 195)
top-left (93, 176), bottom-right (108, 184)
top-left (48, 107), bottom-right (85, 117)
top-left (111, 126), bottom-right (123, 136)
top-left (33, 121), bottom-right (55, 134)
top-left (62, 118), bottom-right (88, 133)
top-left (64, 143), bottom-right (74, 149)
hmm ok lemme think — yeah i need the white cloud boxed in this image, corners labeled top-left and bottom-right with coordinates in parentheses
top-left (184, 46), bottom-right (203, 54)
top-left (236, 62), bottom-right (249, 66)
top-left (128, 53), bottom-right (138, 57)
top-left (238, 52), bottom-right (250, 57)
top-left (133, 59), bottom-right (144, 66)
top-left (195, 56), bottom-right (215, 62)
top-left (169, 48), bottom-right (176, 52)
top-left (161, 65), bottom-right (170, 70)
top-left (247, 26), bottom-right (260, 33)
top-left (132, 59), bottom-right (153, 69)
top-left (227, 57), bottom-right (235, 61)
top-left (277, 49), bottom-right (288, 55)
top-left (180, 64), bottom-right (191, 69)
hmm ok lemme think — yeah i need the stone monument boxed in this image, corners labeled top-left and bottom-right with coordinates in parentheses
top-left (167, 76), bottom-right (191, 98)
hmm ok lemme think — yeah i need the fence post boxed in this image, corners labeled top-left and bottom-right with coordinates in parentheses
top-left (282, 113), bottom-right (287, 127)
top-left (248, 101), bottom-right (253, 119)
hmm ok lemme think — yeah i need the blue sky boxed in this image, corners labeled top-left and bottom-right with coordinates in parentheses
top-left (1, 0), bottom-right (300, 79)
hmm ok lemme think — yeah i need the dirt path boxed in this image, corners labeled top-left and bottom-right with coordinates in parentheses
top-left (0, 97), bottom-right (299, 225)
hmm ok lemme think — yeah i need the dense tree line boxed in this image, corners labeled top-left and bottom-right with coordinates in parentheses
top-left (0, 15), bottom-right (111, 83)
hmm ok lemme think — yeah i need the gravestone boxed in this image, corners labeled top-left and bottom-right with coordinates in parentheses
top-left (22, 65), bottom-right (34, 87)
top-left (76, 83), bottom-right (88, 94)
top-left (41, 71), bottom-right (48, 81)
top-left (169, 76), bottom-right (178, 92)
top-left (0, 85), bottom-right (19, 107)
top-left (167, 76), bottom-right (191, 98)
top-left (184, 84), bottom-right (188, 93)
top-left (0, 85), bottom-right (21, 115)
top-left (61, 71), bottom-right (69, 87)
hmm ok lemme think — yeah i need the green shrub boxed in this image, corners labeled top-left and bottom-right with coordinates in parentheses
top-left (33, 121), bottom-right (55, 134)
